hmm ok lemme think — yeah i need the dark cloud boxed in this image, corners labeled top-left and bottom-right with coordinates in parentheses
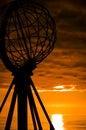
top-left (49, 0), bottom-right (86, 50)
top-left (55, 75), bottom-right (63, 79)
top-left (79, 75), bottom-right (86, 80)
top-left (75, 83), bottom-right (86, 90)
top-left (68, 0), bottom-right (86, 8)
top-left (72, 62), bottom-right (86, 68)
top-left (63, 72), bottom-right (78, 77)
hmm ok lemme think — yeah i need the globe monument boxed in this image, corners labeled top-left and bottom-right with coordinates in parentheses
top-left (0, 0), bottom-right (56, 129)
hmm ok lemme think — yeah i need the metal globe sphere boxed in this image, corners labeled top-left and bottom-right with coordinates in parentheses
top-left (0, 0), bottom-right (56, 74)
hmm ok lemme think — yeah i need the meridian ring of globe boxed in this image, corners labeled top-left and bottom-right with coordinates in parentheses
top-left (1, 1), bottom-right (56, 72)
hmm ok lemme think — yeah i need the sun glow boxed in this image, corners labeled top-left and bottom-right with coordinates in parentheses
top-left (54, 86), bottom-right (64, 89)
top-left (53, 84), bottom-right (75, 92)
top-left (52, 114), bottom-right (64, 130)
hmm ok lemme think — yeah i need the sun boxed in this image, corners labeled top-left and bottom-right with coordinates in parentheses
top-left (51, 114), bottom-right (64, 130)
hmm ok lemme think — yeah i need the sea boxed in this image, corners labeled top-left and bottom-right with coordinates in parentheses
top-left (0, 114), bottom-right (86, 130)
top-left (0, 88), bottom-right (86, 130)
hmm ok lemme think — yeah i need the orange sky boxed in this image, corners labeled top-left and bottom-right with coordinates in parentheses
top-left (0, 0), bottom-right (86, 117)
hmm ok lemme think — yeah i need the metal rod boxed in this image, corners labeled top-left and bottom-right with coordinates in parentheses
top-left (5, 87), bottom-right (17, 130)
top-left (0, 78), bottom-right (15, 112)
top-left (16, 10), bottom-right (31, 60)
top-left (29, 77), bottom-right (55, 130)
top-left (27, 82), bottom-right (42, 130)
top-left (28, 88), bottom-right (37, 130)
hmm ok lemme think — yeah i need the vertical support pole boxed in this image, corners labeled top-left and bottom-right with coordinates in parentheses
top-left (17, 77), bottom-right (28, 130)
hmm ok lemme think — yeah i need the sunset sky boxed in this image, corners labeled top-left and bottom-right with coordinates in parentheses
top-left (0, 0), bottom-right (86, 116)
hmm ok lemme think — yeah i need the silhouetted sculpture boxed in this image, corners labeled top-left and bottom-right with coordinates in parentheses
top-left (0, 0), bottom-right (56, 130)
